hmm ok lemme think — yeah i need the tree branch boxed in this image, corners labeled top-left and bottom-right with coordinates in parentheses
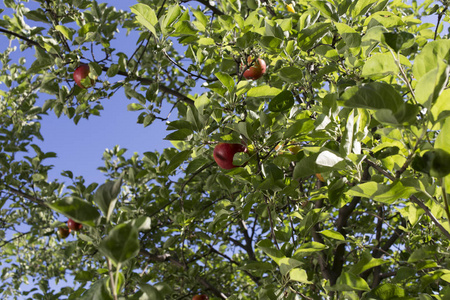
top-left (311, 198), bottom-right (332, 282)
top-left (99, 65), bottom-right (195, 106)
top-left (4, 185), bottom-right (47, 207)
top-left (0, 27), bottom-right (42, 48)
top-left (192, 0), bottom-right (224, 15)
top-left (139, 250), bottom-right (228, 299)
top-left (238, 219), bottom-right (257, 261)
top-left (206, 244), bottom-right (260, 284)
top-left (410, 195), bottom-right (450, 239)
top-left (365, 159), bottom-right (450, 239)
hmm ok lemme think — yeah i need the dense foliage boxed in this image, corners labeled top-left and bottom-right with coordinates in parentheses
top-left (1, 0), bottom-right (450, 299)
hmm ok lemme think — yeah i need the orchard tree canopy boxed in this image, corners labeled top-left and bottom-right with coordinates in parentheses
top-left (2, 0), bottom-right (450, 299)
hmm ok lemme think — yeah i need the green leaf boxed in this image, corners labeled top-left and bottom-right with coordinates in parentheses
top-left (294, 242), bottom-right (328, 254)
top-left (278, 257), bottom-right (303, 276)
top-left (215, 72), bottom-right (235, 93)
top-left (173, 21), bottom-right (198, 36)
top-left (284, 119), bottom-right (315, 138)
top-left (164, 129), bottom-right (193, 141)
top-left (55, 25), bottom-right (74, 41)
top-left (298, 23), bottom-right (332, 51)
top-left (127, 103), bottom-right (145, 111)
top-left (361, 53), bottom-right (398, 78)
top-left (346, 181), bottom-right (415, 204)
top-left (106, 64), bottom-right (119, 77)
top-left (335, 23), bottom-right (361, 48)
top-left (30, 47), bottom-right (53, 72)
top-left (131, 4), bottom-right (158, 37)
top-left (342, 82), bottom-right (403, 112)
top-left (415, 60), bottom-right (450, 109)
top-left (78, 22), bottom-right (97, 36)
top-left (48, 197), bottom-right (100, 227)
top-left (278, 66), bottom-right (303, 83)
top-left (413, 40), bottom-right (450, 80)
top-left (139, 284), bottom-right (164, 299)
top-left (130, 216), bottom-right (151, 231)
top-left (350, 250), bottom-right (387, 275)
top-left (334, 272), bottom-right (370, 291)
top-left (431, 89), bottom-right (450, 123)
top-left (319, 230), bottom-right (345, 241)
top-left (310, 1), bottom-right (338, 21)
top-left (365, 283), bottom-right (405, 299)
top-left (165, 150), bottom-right (192, 174)
top-left (247, 86), bottom-right (282, 97)
top-left (265, 20), bottom-right (285, 39)
top-left (289, 268), bottom-right (312, 283)
top-left (269, 90), bottom-right (294, 112)
top-left (256, 239), bottom-right (285, 264)
top-left (408, 245), bottom-right (438, 263)
top-left (93, 179), bottom-right (122, 222)
top-left (240, 261), bottom-right (274, 271)
top-left (383, 31), bottom-right (415, 52)
top-left (99, 223), bottom-right (140, 265)
top-left (161, 5), bottom-right (181, 29)
top-left (350, 0), bottom-right (378, 18)
top-left (259, 36), bottom-right (283, 53)
top-left (436, 118), bottom-right (450, 152)
top-left (79, 278), bottom-right (113, 300)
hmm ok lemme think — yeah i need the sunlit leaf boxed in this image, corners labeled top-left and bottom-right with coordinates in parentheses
top-left (99, 223), bottom-right (140, 265)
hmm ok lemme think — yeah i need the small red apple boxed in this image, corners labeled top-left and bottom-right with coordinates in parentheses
top-left (73, 64), bottom-right (95, 89)
top-left (57, 227), bottom-right (71, 239)
top-left (213, 143), bottom-right (247, 170)
top-left (243, 57), bottom-right (266, 80)
top-left (192, 295), bottom-right (209, 300)
top-left (67, 219), bottom-right (83, 231)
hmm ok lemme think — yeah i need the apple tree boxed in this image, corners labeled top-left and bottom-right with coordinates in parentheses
top-left (1, 0), bottom-right (450, 299)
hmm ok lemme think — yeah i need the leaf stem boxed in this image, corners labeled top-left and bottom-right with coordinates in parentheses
top-left (107, 258), bottom-right (118, 300)
top-left (441, 178), bottom-right (450, 230)
top-left (390, 49), bottom-right (417, 103)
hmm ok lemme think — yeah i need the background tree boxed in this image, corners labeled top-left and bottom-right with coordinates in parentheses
top-left (1, 0), bottom-right (450, 299)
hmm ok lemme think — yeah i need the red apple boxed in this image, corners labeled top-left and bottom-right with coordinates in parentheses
top-left (243, 57), bottom-right (266, 80)
top-left (57, 227), bottom-right (71, 239)
top-left (73, 64), bottom-right (95, 88)
top-left (213, 143), bottom-right (247, 170)
top-left (192, 295), bottom-right (209, 300)
top-left (67, 219), bottom-right (83, 231)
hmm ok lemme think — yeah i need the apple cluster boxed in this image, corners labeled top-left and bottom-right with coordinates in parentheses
top-left (57, 218), bottom-right (82, 239)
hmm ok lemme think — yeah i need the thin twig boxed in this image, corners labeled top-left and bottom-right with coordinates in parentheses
top-left (4, 185), bottom-right (47, 206)
top-left (434, 6), bottom-right (448, 40)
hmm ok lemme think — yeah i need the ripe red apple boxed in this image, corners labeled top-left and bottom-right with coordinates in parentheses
top-left (57, 227), bottom-right (71, 239)
top-left (192, 295), bottom-right (209, 300)
top-left (67, 219), bottom-right (83, 231)
top-left (73, 64), bottom-right (95, 88)
top-left (213, 143), bottom-right (247, 169)
top-left (243, 57), bottom-right (266, 80)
